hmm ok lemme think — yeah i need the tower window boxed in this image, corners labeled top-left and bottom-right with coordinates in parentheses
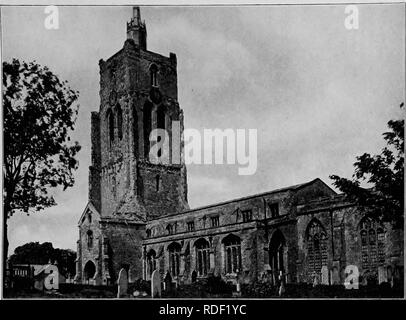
top-left (156, 107), bottom-right (166, 158)
top-left (155, 175), bottom-right (160, 192)
top-left (116, 104), bottom-right (123, 140)
top-left (150, 64), bottom-right (158, 87)
top-left (107, 109), bottom-right (114, 145)
top-left (143, 102), bottom-right (153, 158)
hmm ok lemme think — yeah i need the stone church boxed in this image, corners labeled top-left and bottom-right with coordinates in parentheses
top-left (74, 8), bottom-right (403, 289)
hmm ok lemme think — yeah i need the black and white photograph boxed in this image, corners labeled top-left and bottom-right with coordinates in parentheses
top-left (0, 1), bottom-right (404, 304)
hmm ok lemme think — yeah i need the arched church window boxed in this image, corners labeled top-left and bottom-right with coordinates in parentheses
top-left (168, 242), bottom-right (181, 277)
top-left (306, 219), bottom-right (328, 273)
top-left (150, 64), bottom-right (158, 87)
top-left (87, 212), bottom-right (92, 224)
top-left (146, 249), bottom-right (156, 277)
top-left (195, 238), bottom-right (210, 276)
top-left (360, 216), bottom-right (385, 272)
top-left (116, 104), bottom-right (123, 140)
top-left (166, 224), bottom-right (174, 235)
top-left (155, 175), bottom-right (160, 192)
top-left (156, 107), bottom-right (166, 158)
top-left (222, 234), bottom-right (241, 274)
top-left (133, 105), bottom-right (138, 157)
top-left (269, 229), bottom-right (286, 278)
top-left (106, 109), bottom-right (114, 145)
top-left (87, 230), bottom-right (93, 249)
top-left (143, 102), bottom-right (153, 158)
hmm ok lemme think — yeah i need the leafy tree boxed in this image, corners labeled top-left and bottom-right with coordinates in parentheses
top-left (9, 242), bottom-right (76, 277)
top-left (2, 59), bottom-right (81, 275)
top-left (330, 103), bottom-right (404, 226)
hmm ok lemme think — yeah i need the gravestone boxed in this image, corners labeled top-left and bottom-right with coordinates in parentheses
top-left (312, 272), bottom-right (320, 287)
top-left (378, 266), bottom-right (387, 284)
top-left (321, 266), bottom-right (329, 285)
top-left (278, 272), bottom-right (285, 296)
top-left (117, 268), bottom-right (128, 298)
top-left (151, 270), bottom-right (161, 298)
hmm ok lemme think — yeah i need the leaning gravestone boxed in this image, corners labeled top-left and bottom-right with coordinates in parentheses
top-left (151, 270), bottom-right (161, 298)
top-left (378, 266), bottom-right (387, 284)
top-left (117, 268), bottom-right (128, 298)
top-left (321, 266), bottom-right (329, 285)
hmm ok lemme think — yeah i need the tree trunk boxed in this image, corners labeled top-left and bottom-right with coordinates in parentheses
top-left (3, 213), bottom-right (9, 290)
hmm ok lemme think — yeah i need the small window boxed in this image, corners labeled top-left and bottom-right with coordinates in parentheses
top-left (87, 230), bottom-right (93, 249)
top-left (210, 216), bottom-right (219, 228)
top-left (187, 221), bottom-right (195, 232)
top-left (268, 203), bottom-right (279, 218)
top-left (150, 64), bottom-right (158, 87)
top-left (116, 104), bottom-right (123, 140)
top-left (167, 224), bottom-right (174, 235)
top-left (241, 210), bottom-right (253, 222)
top-left (87, 212), bottom-right (92, 224)
top-left (146, 229), bottom-right (152, 238)
top-left (107, 109), bottom-right (114, 145)
top-left (155, 175), bottom-right (160, 192)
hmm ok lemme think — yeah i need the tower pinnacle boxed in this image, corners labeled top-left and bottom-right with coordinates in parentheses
top-left (127, 6), bottom-right (147, 50)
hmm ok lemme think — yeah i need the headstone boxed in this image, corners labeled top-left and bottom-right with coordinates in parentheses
top-left (378, 266), bottom-right (387, 284)
top-left (117, 268), bottom-right (128, 298)
top-left (151, 270), bottom-right (161, 298)
top-left (321, 266), bottom-right (329, 285)
top-left (278, 272), bottom-right (285, 296)
top-left (312, 272), bottom-right (319, 287)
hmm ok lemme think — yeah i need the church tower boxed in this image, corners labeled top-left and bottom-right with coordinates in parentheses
top-left (78, 7), bottom-right (189, 285)
top-left (90, 6), bottom-right (189, 221)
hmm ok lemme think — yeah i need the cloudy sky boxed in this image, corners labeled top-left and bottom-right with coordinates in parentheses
top-left (2, 4), bottom-right (404, 253)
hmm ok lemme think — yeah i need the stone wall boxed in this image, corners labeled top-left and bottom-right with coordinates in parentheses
top-left (100, 219), bottom-right (146, 283)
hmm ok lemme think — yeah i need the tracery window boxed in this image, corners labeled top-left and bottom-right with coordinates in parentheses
top-left (307, 219), bottom-right (328, 273)
top-left (168, 242), bottom-right (181, 277)
top-left (195, 238), bottom-right (210, 276)
top-left (360, 216), bottom-right (385, 271)
top-left (223, 234), bottom-right (242, 274)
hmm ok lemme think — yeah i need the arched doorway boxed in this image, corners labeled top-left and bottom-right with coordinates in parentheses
top-left (269, 230), bottom-right (286, 284)
top-left (83, 260), bottom-right (96, 283)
